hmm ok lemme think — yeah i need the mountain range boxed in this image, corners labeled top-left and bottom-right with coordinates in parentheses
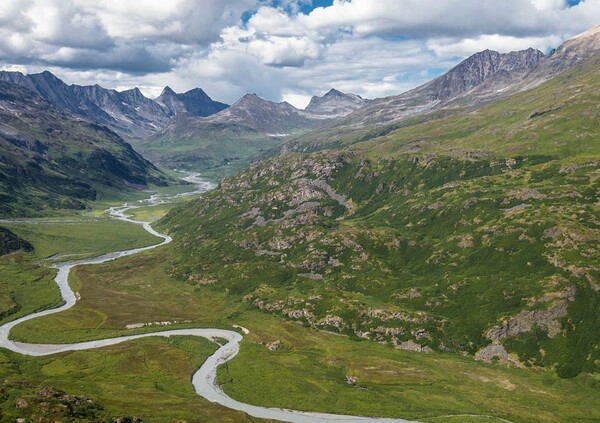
top-left (283, 25), bottom-right (600, 153)
top-left (0, 71), bottom-right (228, 139)
top-left (133, 26), bottom-right (600, 176)
top-left (137, 89), bottom-right (371, 176)
top-left (1, 26), bottom-right (600, 216)
top-left (0, 20), bottom-right (598, 422)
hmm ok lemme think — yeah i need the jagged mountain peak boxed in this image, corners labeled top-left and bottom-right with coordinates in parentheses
top-left (120, 86), bottom-right (145, 98)
top-left (40, 69), bottom-right (58, 78)
top-left (305, 88), bottom-right (369, 117)
top-left (238, 93), bottom-right (262, 102)
top-left (183, 87), bottom-right (209, 96)
top-left (232, 93), bottom-right (295, 110)
top-left (156, 85), bottom-right (228, 118)
top-left (325, 88), bottom-right (344, 96)
top-left (421, 47), bottom-right (545, 101)
top-left (160, 86), bottom-right (177, 96)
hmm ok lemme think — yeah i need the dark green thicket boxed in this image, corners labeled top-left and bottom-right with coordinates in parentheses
top-left (0, 227), bottom-right (33, 256)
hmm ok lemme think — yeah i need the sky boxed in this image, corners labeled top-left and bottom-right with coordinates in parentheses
top-left (0, 0), bottom-right (598, 108)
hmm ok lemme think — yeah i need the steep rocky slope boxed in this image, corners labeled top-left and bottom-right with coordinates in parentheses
top-left (159, 53), bottom-right (600, 377)
top-left (0, 81), bottom-right (167, 216)
top-left (155, 86), bottom-right (229, 117)
top-left (0, 227), bottom-right (33, 255)
top-left (283, 25), bottom-right (600, 154)
top-left (0, 71), bottom-right (227, 139)
top-left (204, 94), bottom-right (321, 133)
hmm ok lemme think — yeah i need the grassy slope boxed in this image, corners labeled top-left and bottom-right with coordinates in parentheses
top-left (357, 55), bottom-right (600, 162)
top-left (1, 47), bottom-right (598, 423)
top-left (283, 55), bottom-right (600, 162)
top-left (135, 119), bottom-right (290, 179)
top-left (156, 51), bottom-right (599, 397)
top-left (3, 218), bottom-right (161, 261)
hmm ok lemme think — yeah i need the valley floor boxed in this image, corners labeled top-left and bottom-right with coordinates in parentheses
top-left (0, 191), bottom-right (597, 423)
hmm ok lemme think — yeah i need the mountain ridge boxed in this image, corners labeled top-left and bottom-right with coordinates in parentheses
top-left (305, 88), bottom-right (371, 117)
top-left (280, 26), bottom-right (600, 154)
top-left (137, 88), bottom-right (369, 175)
top-left (0, 80), bottom-right (168, 216)
top-left (158, 49), bottom-right (600, 380)
top-left (0, 71), bottom-right (227, 139)
top-left (155, 86), bottom-right (229, 118)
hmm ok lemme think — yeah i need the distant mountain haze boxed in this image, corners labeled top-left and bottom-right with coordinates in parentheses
top-left (138, 88), bottom-right (370, 174)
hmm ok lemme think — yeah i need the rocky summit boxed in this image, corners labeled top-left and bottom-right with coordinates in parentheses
top-left (305, 89), bottom-right (371, 117)
top-left (0, 71), bottom-right (228, 139)
top-left (155, 86), bottom-right (229, 118)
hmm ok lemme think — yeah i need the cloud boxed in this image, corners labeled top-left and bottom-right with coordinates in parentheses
top-left (25, 0), bottom-right (113, 50)
top-left (1, 0), bottom-right (600, 107)
top-left (0, 0), bottom-right (257, 74)
top-left (300, 0), bottom-right (578, 37)
top-left (426, 34), bottom-right (563, 58)
top-left (532, 0), bottom-right (567, 10)
top-left (86, 0), bottom-right (255, 44)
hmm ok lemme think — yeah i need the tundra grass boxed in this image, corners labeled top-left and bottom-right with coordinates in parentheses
top-left (2, 218), bottom-right (161, 261)
top-left (0, 253), bottom-right (61, 325)
top-left (8, 250), bottom-right (599, 423)
top-left (0, 337), bottom-right (265, 422)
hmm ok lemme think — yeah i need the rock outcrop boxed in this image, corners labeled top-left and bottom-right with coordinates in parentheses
top-left (305, 89), bottom-right (370, 117)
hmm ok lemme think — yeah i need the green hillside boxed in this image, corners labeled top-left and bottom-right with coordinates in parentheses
top-left (0, 82), bottom-right (169, 217)
top-left (159, 54), bottom-right (600, 378)
top-left (136, 117), bottom-right (286, 179)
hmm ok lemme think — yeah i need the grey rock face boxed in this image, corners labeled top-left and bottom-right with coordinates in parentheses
top-left (0, 70), bottom-right (171, 138)
top-left (305, 88), bottom-right (370, 117)
top-left (203, 93), bottom-right (323, 134)
top-left (299, 25), bottom-right (600, 134)
top-left (531, 24), bottom-right (600, 80)
top-left (425, 48), bottom-right (545, 101)
top-left (155, 86), bottom-right (228, 117)
top-left (0, 71), bottom-right (228, 140)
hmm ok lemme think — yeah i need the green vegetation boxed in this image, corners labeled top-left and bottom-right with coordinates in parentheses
top-left (2, 218), bottom-right (161, 261)
top-left (358, 56), bottom-right (600, 163)
top-left (0, 253), bottom-right (61, 324)
top-left (11, 252), bottom-right (235, 343)
top-left (136, 121), bottom-right (288, 179)
top-left (159, 152), bottom-right (599, 374)
top-left (1, 32), bottom-right (599, 423)
top-left (157, 51), bottom-right (600, 400)
top-left (0, 81), bottom-right (170, 218)
top-left (6, 249), bottom-right (599, 422)
top-left (219, 327), bottom-right (599, 422)
top-left (0, 226), bottom-right (33, 256)
top-left (0, 337), bottom-right (261, 422)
